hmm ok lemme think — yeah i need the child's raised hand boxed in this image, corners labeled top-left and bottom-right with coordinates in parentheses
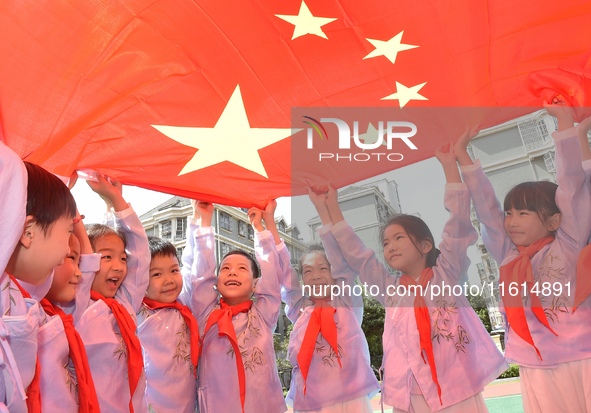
top-left (262, 200), bottom-right (282, 245)
top-left (87, 173), bottom-right (127, 211)
top-left (453, 127), bottom-right (478, 166)
top-left (307, 186), bottom-right (328, 209)
top-left (435, 142), bottom-right (456, 167)
top-left (453, 127), bottom-right (476, 153)
top-left (436, 142), bottom-right (462, 184)
top-left (263, 199), bottom-right (277, 224)
top-left (544, 95), bottom-right (574, 131)
top-left (67, 170), bottom-right (78, 190)
top-left (195, 201), bottom-right (214, 227)
top-left (247, 207), bottom-right (264, 232)
top-left (324, 184), bottom-right (345, 224)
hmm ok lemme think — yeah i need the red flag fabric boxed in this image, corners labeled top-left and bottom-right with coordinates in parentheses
top-left (0, 0), bottom-right (590, 206)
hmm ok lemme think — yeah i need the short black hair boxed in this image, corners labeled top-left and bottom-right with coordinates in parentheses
top-left (86, 223), bottom-right (126, 251)
top-left (24, 162), bottom-right (76, 234)
top-left (148, 236), bottom-right (177, 259)
top-left (219, 250), bottom-right (260, 279)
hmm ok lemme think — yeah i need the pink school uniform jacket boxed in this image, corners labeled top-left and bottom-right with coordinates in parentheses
top-left (275, 226), bottom-right (380, 411)
top-left (331, 184), bottom-right (508, 412)
top-left (34, 254), bottom-right (100, 412)
top-left (183, 225), bottom-right (286, 413)
top-left (137, 219), bottom-right (211, 413)
top-left (74, 207), bottom-right (150, 413)
top-left (0, 141), bottom-right (41, 413)
top-left (460, 126), bottom-right (591, 367)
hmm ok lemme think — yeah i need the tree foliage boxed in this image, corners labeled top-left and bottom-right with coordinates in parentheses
top-left (466, 290), bottom-right (492, 333)
top-left (360, 295), bottom-right (385, 377)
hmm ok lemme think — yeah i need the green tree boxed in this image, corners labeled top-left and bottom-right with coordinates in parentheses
top-left (466, 290), bottom-right (492, 333)
top-left (360, 295), bottom-right (385, 378)
top-left (274, 323), bottom-right (293, 394)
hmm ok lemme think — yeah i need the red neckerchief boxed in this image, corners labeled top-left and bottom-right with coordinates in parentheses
top-left (202, 299), bottom-right (253, 413)
top-left (400, 267), bottom-right (442, 405)
top-left (574, 244), bottom-right (591, 313)
top-left (297, 299), bottom-right (341, 395)
top-left (142, 297), bottom-right (200, 376)
top-left (40, 299), bottom-right (100, 413)
top-left (90, 290), bottom-right (143, 413)
top-left (499, 236), bottom-right (557, 359)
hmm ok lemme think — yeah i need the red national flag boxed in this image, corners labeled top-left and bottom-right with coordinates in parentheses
top-left (0, 0), bottom-right (589, 207)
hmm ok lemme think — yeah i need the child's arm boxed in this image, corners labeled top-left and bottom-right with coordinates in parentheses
top-left (69, 211), bottom-right (100, 323)
top-left (309, 187), bottom-right (363, 309)
top-left (577, 115), bottom-right (591, 162)
top-left (326, 186), bottom-right (395, 306)
top-left (0, 141), bottom-right (26, 276)
top-left (179, 201), bottom-right (218, 328)
top-left (88, 175), bottom-right (150, 313)
top-left (260, 201), bottom-right (305, 323)
top-left (456, 129), bottom-right (514, 264)
top-left (545, 103), bottom-right (591, 249)
top-left (250, 208), bottom-right (282, 327)
top-left (434, 143), bottom-right (478, 281)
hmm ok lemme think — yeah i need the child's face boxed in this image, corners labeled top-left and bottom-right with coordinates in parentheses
top-left (504, 208), bottom-right (559, 247)
top-left (301, 252), bottom-right (334, 299)
top-left (91, 234), bottom-right (127, 298)
top-left (382, 224), bottom-right (430, 276)
top-left (46, 234), bottom-right (81, 303)
top-left (217, 254), bottom-right (255, 306)
top-left (19, 215), bottom-right (73, 285)
top-left (146, 254), bottom-right (182, 303)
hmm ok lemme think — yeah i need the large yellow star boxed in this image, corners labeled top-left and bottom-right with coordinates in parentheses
top-left (152, 86), bottom-right (292, 178)
top-left (382, 82), bottom-right (428, 108)
top-left (275, 1), bottom-right (337, 40)
top-left (363, 31), bottom-right (418, 64)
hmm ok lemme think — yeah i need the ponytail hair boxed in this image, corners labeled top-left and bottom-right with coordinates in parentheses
top-left (379, 214), bottom-right (440, 267)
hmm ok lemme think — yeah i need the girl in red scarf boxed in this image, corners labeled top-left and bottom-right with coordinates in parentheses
top-left (456, 99), bottom-right (591, 412)
top-left (325, 143), bottom-right (507, 412)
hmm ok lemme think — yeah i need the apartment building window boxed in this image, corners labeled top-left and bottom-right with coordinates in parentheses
top-left (543, 151), bottom-right (556, 174)
top-left (220, 212), bottom-right (232, 232)
top-left (220, 242), bottom-right (231, 257)
top-left (238, 221), bottom-right (247, 238)
top-left (160, 220), bottom-right (172, 239)
top-left (518, 116), bottom-right (550, 151)
top-left (176, 248), bottom-right (183, 265)
top-left (175, 218), bottom-right (186, 240)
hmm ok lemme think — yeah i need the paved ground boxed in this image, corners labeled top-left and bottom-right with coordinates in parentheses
top-left (285, 378), bottom-right (524, 412)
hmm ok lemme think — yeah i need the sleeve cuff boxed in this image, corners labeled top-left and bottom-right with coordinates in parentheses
top-left (111, 204), bottom-right (134, 219)
top-left (552, 126), bottom-right (577, 142)
top-left (276, 239), bottom-right (287, 252)
top-left (331, 220), bottom-right (348, 233)
top-left (316, 223), bottom-right (333, 235)
top-left (255, 229), bottom-right (272, 241)
top-left (459, 159), bottom-right (481, 173)
top-left (196, 226), bottom-right (214, 236)
top-left (79, 253), bottom-right (101, 273)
